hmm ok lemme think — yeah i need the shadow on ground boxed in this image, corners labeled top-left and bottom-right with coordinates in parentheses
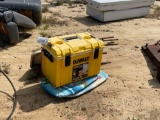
top-left (16, 83), bottom-right (75, 112)
top-left (73, 16), bottom-right (105, 26)
top-left (73, 15), bottom-right (146, 27)
top-left (17, 68), bottom-right (74, 112)
top-left (0, 32), bottom-right (32, 51)
top-left (18, 68), bottom-right (44, 85)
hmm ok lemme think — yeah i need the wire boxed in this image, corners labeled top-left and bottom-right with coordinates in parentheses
top-left (0, 70), bottom-right (17, 120)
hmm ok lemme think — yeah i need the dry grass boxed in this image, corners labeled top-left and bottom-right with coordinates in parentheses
top-left (41, 15), bottom-right (69, 27)
top-left (155, 6), bottom-right (160, 14)
top-left (46, 0), bottom-right (86, 6)
top-left (39, 13), bottom-right (70, 37)
top-left (39, 31), bottom-right (52, 38)
top-left (42, 6), bottom-right (49, 13)
top-left (147, 6), bottom-right (160, 19)
top-left (46, 0), bottom-right (65, 5)
top-left (55, 0), bottom-right (65, 6)
top-left (0, 63), bottom-right (10, 74)
top-left (43, 24), bottom-right (49, 30)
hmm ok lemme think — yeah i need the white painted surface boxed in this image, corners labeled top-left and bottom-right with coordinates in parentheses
top-left (86, 5), bottom-right (150, 22)
top-left (155, 1), bottom-right (160, 6)
top-left (86, 0), bottom-right (155, 11)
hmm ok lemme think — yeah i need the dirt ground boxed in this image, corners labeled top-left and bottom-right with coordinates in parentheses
top-left (1, 1), bottom-right (160, 120)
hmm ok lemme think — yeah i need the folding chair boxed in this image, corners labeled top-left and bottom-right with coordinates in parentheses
top-left (0, 0), bottom-right (42, 24)
top-left (0, 7), bottom-right (36, 46)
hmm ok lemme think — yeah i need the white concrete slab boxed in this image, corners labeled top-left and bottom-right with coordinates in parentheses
top-left (86, 0), bottom-right (155, 11)
top-left (86, 5), bottom-right (150, 22)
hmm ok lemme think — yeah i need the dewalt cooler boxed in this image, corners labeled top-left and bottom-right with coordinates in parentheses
top-left (41, 32), bottom-right (105, 88)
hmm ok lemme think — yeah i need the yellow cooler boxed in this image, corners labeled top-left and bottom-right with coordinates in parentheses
top-left (41, 32), bottom-right (105, 87)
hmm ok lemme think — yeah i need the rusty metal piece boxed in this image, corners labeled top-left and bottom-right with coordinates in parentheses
top-left (100, 36), bottom-right (114, 40)
top-left (105, 42), bottom-right (118, 46)
top-left (157, 69), bottom-right (160, 82)
top-left (142, 43), bottom-right (160, 67)
top-left (101, 61), bottom-right (111, 65)
top-left (103, 51), bottom-right (107, 54)
top-left (142, 42), bottom-right (160, 82)
top-left (99, 36), bottom-right (118, 46)
top-left (102, 38), bottom-right (119, 41)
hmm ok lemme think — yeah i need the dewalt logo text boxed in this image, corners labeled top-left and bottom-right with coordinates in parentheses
top-left (73, 57), bottom-right (89, 64)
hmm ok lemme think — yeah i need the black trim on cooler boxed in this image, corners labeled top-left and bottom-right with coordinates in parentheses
top-left (94, 48), bottom-right (99, 59)
top-left (43, 49), bottom-right (53, 62)
top-left (65, 54), bottom-right (71, 67)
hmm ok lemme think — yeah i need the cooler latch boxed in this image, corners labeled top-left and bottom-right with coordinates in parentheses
top-left (43, 49), bottom-right (54, 62)
top-left (94, 48), bottom-right (99, 59)
top-left (65, 55), bottom-right (71, 67)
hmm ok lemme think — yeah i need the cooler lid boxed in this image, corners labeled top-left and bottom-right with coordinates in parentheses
top-left (42, 32), bottom-right (104, 58)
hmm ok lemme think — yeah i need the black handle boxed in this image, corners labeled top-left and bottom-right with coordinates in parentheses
top-left (62, 36), bottom-right (81, 42)
top-left (43, 49), bottom-right (53, 62)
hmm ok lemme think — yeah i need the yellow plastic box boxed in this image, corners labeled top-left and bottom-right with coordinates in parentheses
top-left (41, 32), bottom-right (105, 88)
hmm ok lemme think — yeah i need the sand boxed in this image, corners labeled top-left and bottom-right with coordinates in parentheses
top-left (1, 1), bottom-right (160, 120)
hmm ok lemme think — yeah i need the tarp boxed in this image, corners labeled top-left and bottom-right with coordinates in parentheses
top-left (41, 70), bottom-right (108, 98)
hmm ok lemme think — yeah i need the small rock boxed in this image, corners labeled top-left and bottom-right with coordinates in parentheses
top-left (135, 45), bottom-right (139, 48)
top-left (81, 107), bottom-right (86, 111)
top-left (135, 23), bottom-right (140, 25)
